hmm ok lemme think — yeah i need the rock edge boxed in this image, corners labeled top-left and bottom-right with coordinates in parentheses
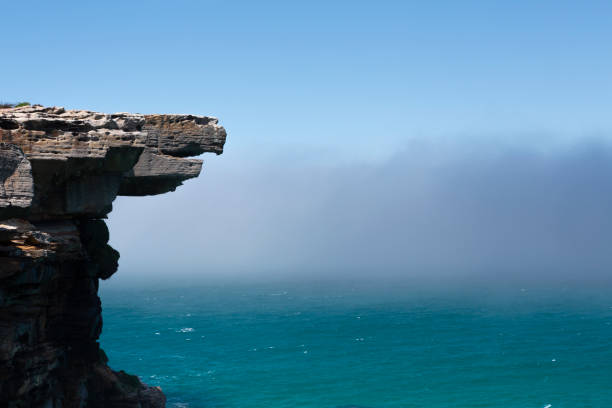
top-left (0, 105), bottom-right (226, 407)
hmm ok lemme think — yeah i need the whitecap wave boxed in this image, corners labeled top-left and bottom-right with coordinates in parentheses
top-left (177, 327), bottom-right (194, 333)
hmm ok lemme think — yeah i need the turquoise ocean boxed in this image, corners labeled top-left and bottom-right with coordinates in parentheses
top-left (100, 281), bottom-right (612, 408)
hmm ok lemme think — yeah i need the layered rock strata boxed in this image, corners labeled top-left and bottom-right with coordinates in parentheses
top-left (0, 105), bottom-right (226, 407)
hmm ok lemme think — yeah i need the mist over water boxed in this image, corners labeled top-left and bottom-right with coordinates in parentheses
top-left (101, 134), bottom-right (612, 407)
top-left (107, 135), bottom-right (612, 286)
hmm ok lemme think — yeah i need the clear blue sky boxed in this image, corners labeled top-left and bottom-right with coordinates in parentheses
top-left (4, 0), bottom-right (612, 162)
top-left (5, 1), bottom-right (612, 283)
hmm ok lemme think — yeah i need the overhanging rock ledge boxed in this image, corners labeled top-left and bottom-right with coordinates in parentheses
top-left (0, 105), bottom-right (226, 408)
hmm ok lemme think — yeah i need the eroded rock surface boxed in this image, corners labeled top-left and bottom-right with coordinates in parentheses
top-left (0, 144), bottom-right (33, 219)
top-left (0, 105), bottom-right (226, 407)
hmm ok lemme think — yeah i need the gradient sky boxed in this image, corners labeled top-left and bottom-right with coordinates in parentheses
top-left (3, 1), bottom-right (612, 284)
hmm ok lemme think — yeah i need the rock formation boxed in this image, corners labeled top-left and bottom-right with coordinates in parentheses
top-left (0, 105), bottom-right (226, 407)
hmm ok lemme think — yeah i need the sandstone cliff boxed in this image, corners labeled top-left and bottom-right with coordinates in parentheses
top-left (0, 105), bottom-right (226, 407)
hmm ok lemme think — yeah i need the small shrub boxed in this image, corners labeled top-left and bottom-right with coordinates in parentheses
top-left (0, 102), bottom-right (32, 109)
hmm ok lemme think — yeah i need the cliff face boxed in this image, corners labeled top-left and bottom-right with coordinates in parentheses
top-left (0, 106), bottom-right (226, 407)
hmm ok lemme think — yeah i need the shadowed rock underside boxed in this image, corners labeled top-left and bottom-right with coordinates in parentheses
top-left (0, 105), bottom-right (226, 408)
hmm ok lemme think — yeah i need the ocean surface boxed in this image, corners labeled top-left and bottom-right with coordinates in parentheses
top-left (100, 281), bottom-right (612, 408)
